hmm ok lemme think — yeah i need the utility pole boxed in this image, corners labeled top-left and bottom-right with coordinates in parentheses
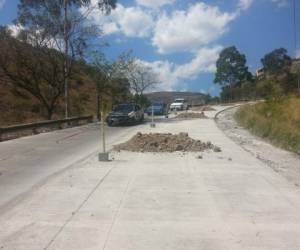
top-left (64, 0), bottom-right (69, 118)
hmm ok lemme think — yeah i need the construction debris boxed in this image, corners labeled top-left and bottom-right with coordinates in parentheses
top-left (114, 132), bottom-right (222, 153)
top-left (175, 112), bottom-right (207, 119)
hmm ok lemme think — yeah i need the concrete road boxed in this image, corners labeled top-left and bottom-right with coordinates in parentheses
top-left (1, 106), bottom-right (300, 249)
top-left (0, 122), bottom-right (146, 212)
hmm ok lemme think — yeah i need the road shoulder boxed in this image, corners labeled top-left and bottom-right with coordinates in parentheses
top-left (216, 106), bottom-right (300, 187)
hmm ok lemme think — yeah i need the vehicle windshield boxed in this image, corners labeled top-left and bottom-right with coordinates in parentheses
top-left (175, 99), bottom-right (184, 103)
top-left (152, 103), bottom-right (163, 107)
top-left (113, 104), bottom-right (134, 113)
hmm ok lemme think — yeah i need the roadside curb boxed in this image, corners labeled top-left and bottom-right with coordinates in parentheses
top-left (214, 104), bottom-right (243, 120)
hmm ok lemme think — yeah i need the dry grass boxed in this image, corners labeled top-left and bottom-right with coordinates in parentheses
top-left (235, 96), bottom-right (300, 154)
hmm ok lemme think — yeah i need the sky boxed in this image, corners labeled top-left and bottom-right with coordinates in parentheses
top-left (0, 0), bottom-right (299, 96)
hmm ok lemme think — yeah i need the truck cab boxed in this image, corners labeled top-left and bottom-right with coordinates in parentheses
top-left (170, 98), bottom-right (188, 111)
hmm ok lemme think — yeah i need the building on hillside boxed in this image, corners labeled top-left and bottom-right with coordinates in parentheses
top-left (256, 68), bottom-right (265, 79)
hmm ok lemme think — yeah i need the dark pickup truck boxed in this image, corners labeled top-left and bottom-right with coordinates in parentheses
top-left (106, 103), bottom-right (144, 126)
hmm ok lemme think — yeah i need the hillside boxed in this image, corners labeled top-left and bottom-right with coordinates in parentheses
top-left (0, 70), bottom-right (98, 126)
top-left (0, 31), bottom-right (132, 126)
top-left (146, 91), bottom-right (208, 105)
top-left (0, 36), bottom-right (96, 126)
top-left (235, 96), bottom-right (300, 154)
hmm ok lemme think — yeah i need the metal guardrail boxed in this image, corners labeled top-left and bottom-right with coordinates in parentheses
top-left (0, 115), bottom-right (93, 142)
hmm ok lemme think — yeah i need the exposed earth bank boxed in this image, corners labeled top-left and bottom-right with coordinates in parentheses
top-left (216, 106), bottom-right (300, 187)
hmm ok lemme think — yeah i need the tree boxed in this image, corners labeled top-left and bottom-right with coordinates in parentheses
top-left (126, 61), bottom-right (159, 106)
top-left (90, 52), bottom-right (131, 119)
top-left (261, 48), bottom-right (291, 74)
top-left (0, 27), bottom-right (65, 120)
top-left (16, 0), bottom-right (117, 118)
top-left (214, 46), bottom-right (251, 87)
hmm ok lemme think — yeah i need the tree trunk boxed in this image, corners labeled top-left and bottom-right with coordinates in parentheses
top-left (46, 108), bottom-right (53, 120)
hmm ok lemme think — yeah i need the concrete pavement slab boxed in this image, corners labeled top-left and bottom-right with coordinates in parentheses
top-left (1, 114), bottom-right (300, 249)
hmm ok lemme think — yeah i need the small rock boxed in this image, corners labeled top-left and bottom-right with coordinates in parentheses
top-left (213, 146), bottom-right (222, 152)
top-left (178, 132), bottom-right (189, 138)
top-left (197, 155), bottom-right (203, 159)
top-left (176, 145), bottom-right (184, 151)
top-left (228, 157), bottom-right (232, 161)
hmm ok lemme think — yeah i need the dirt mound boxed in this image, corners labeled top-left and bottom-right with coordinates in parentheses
top-left (114, 132), bottom-right (221, 153)
top-left (192, 106), bottom-right (216, 112)
top-left (176, 112), bottom-right (207, 119)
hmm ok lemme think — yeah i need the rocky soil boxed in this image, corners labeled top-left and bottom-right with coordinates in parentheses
top-left (114, 132), bottom-right (221, 153)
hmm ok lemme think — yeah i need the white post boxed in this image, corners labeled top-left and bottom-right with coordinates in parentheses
top-left (150, 104), bottom-right (155, 128)
top-left (101, 111), bottom-right (106, 153)
top-left (99, 109), bottom-right (109, 162)
top-left (152, 105), bottom-right (154, 124)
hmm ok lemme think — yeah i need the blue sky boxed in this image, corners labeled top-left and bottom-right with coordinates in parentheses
top-left (0, 0), bottom-right (299, 96)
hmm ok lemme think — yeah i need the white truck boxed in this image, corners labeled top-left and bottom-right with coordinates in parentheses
top-left (170, 98), bottom-right (188, 111)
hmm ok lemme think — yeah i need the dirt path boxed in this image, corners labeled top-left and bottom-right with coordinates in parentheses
top-left (216, 106), bottom-right (300, 187)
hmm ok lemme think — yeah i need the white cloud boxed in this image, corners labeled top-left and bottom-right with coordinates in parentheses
top-left (152, 3), bottom-right (236, 54)
top-left (175, 46), bottom-right (223, 78)
top-left (87, 3), bottom-right (154, 38)
top-left (102, 22), bottom-right (119, 35)
top-left (135, 0), bottom-right (175, 9)
top-left (238, 0), bottom-right (253, 10)
top-left (83, 1), bottom-right (252, 91)
top-left (0, 0), bottom-right (5, 9)
top-left (140, 46), bottom-right (223, 90)
top-left (271, 0), bottom-right (289, 8)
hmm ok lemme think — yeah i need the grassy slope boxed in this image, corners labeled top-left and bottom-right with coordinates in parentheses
top-left (235, 96), bottom-right (300, 154)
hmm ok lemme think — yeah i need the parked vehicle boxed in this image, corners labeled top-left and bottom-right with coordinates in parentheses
top-left (106, 103), bottom-right (144, 126)
top-left (146, 102), bottom-right (168, 116)
top-left (170, 98), bottom-right (188, 111)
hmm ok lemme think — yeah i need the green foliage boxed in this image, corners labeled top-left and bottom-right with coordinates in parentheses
top-left (261, 48), bottom-right (291, 74)
top-left (217, 46), bottom-right (299, 102)
top-left (16, 0), bottom-right (114, 60)
top-left (214, 46), bottom-right (252, 87)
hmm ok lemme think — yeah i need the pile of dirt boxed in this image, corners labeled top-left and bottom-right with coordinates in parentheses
top-left (192, 106), bottom-right (216, 112)
top-left (114, 132), bottom-right (222, 153)
top-left (176, 112), bottom-right (207, 119)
